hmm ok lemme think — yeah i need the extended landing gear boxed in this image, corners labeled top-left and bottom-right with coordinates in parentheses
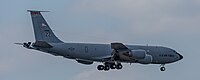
top-left (110, 64), bottom-right (116, 69)
top-left (160, 67), bottom-right (165, 71)
top-left (97, 65), bottom-right (104, 70)
top-left (160, 64), bottom-right (166, 71)
top-left (116, 63), bottom-right (123, 69)
top-left (104, 65), bottom-right (110, 71)
top-left (97, 63), bottom-right (123, 71)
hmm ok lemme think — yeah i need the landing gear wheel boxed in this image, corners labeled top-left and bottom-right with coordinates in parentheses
top-left (116, 63), bottom-right (123, 70)
top-left (160, 67), bottom-right (166, 71)
top-left (97, 65), bottom-right (104, 70)
top-left (110, 64), bottom-right (116, 69)
top-left (160, 64), bottom-right (166, 71)
top-left (104, 65), bottom-right (110, 71)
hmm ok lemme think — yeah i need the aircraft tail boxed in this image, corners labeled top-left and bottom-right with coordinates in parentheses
top-left (27, 10), bottom-right (63, 43)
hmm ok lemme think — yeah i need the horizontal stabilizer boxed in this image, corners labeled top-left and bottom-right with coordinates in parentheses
top-left (14, 43), bottom-right (24, 45)
top-left (32, 41), bottom-right (53, 48)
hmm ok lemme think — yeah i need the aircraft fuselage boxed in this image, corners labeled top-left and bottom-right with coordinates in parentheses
top-left (40, 43), bottom-right (182, 64)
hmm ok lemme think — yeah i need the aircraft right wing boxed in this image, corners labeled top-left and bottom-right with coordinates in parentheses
top-left (110, 42), bottom-right (147, 63)
top-left (111, 42), bottom-right (130, 55)
top-left (110, 43), bottom-right (133, 62)
top-left (111, 43), bottom-right (129, 50)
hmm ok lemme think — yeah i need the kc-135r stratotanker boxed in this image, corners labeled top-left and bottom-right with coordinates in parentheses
top-left (16, 10), bottom-right (183, 71)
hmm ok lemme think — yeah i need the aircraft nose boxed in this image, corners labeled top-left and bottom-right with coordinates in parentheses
top-left (177, 52), bottom-right (183, 60)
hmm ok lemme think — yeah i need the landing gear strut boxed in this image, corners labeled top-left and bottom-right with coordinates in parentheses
top-left (160, 64), bottom-right (166, 71)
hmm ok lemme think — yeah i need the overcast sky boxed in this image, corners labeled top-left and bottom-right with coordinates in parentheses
top-left (0, 0), bottom-right (199, 80)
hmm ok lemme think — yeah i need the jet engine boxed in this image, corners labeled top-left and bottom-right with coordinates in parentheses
top-left (130, 50), bottom-right (146, 59)
top-left (137, 54), bottom-right (153, 64)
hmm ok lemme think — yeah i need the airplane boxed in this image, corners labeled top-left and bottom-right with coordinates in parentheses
top-left (15, 10), bottom-right (183, 71)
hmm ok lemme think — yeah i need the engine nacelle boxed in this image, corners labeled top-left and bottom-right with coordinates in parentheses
top-left (138, 54), bottom-right (153, 64)
top-left (130, 50), bottom-right (146, 59)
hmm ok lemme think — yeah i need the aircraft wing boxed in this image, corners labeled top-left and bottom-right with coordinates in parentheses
top-left (111, 43), bottom-right (129, 50)
top-left (111, 42), bottom-right (133, 62)
top-left (87, 42), bottom-right (130, 62)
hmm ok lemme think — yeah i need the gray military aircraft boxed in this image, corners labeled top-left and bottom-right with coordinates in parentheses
top-left (16, 10), bottom-right (183, 71)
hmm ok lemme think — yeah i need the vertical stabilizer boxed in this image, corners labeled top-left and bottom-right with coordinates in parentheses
top-left (27, 10), bottom-right (63, 43)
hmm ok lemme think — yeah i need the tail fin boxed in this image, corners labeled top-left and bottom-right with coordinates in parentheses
top-left (27, 10), bottom-right (63, 43)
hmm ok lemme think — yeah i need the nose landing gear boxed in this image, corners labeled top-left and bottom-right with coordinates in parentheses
top-left (160, 64), bottom-right (166, 71)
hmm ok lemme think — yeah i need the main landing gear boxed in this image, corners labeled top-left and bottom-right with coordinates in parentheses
top-left (160, 64), bottom-right (166, 71)
top-left (97, 63), bottom-right (123, 71)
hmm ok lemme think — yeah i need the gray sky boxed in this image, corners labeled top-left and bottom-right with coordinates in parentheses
top-left (0, 0), bottom-right (199, 80)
